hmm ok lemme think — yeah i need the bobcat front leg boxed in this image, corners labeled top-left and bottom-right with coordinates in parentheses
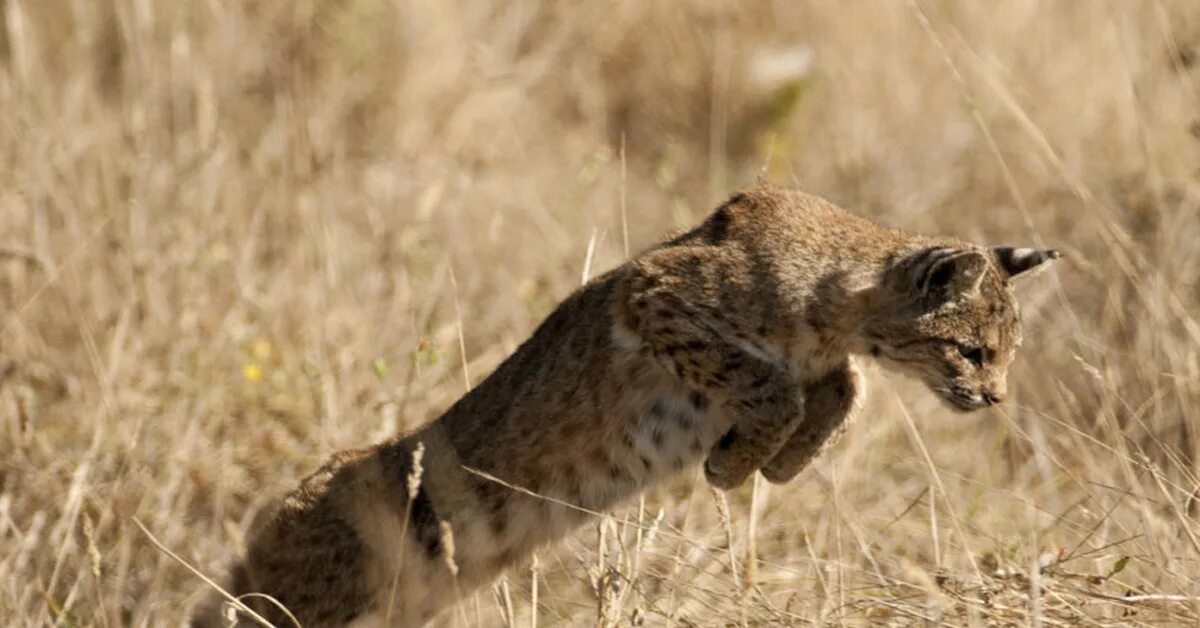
top-left (759, 361), bottom-right (861, 484)
top-left (622, 265), bottom-right (804, 490)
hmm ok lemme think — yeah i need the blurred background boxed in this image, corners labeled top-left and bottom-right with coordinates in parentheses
top-left (2, 1), bottom-right (1199, 624)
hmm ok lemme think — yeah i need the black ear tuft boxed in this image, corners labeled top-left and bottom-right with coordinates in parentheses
top-left (993, 247), bottom-right (1061, 279)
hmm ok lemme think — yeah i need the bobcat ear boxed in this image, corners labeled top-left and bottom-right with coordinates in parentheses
top-left (917, 249), bottom-right (988, 299)
top-left (993, 247), bottom-right (1061, 280)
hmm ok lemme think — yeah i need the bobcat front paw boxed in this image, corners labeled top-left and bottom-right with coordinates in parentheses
top-left (758, 429), bottom-right (821, 484)
top-left (703, 457), bottom-right (747, 490)
top-left (758, 458), bottom-right (803, 484)
top-left (703, 434), bottom-right (755, 490)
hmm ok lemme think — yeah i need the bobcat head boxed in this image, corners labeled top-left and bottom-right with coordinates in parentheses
top-left (863, 245), bottom-right (1060, 412)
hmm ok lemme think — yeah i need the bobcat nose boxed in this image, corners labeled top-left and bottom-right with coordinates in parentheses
top-left (983, 391), bottom-right (1005, 406)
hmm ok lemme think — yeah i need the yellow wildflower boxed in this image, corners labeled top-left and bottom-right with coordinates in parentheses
top-left (243, 363), bottom-right (264, 382)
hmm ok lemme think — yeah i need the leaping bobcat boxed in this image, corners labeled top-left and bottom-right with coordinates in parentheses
top-left (193, 184), bottom-right (1059, 626)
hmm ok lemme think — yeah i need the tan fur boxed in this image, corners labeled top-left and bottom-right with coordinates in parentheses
top-left (192, 184), bottom-right (1058, 626)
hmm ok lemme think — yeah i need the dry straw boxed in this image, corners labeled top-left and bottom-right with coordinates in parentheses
top-left (2, 1), bottom-right (1199, 624)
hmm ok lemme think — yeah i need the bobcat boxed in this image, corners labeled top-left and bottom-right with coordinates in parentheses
top-left (193, 184), bottom-right (1059, 626)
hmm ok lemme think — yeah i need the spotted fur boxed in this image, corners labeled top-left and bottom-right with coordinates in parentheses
top-left (193, 184), bottom-right (1059, 626)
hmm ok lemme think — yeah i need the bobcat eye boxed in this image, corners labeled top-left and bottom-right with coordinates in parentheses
top-left (957, 345), bottom-right (985, 367)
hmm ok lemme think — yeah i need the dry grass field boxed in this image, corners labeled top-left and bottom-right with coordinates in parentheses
top-left (3, 1), bottom-right (1200, 625)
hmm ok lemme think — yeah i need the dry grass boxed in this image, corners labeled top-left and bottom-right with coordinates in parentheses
top-left (2, 1), bottom-right (1200, 625)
